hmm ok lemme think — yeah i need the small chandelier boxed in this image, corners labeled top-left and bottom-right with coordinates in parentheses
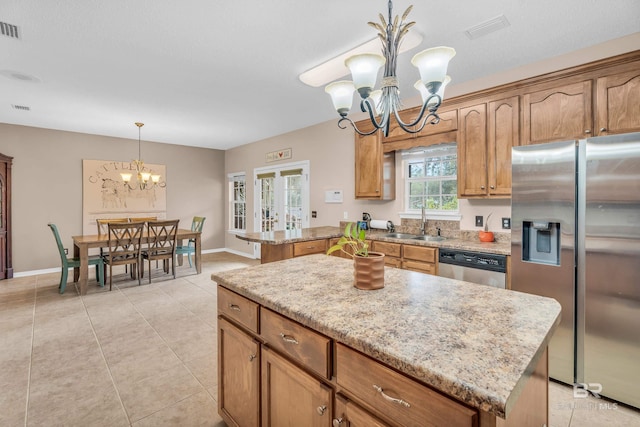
top-left (120, 122), bottom-right (161, 190)
top-left (325, 1), bottom-right (455, 137)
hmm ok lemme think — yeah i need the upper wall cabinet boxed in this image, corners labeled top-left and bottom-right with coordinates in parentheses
top-left (354, 120), bottom-right (395, 200)
top-left (596, 69), bottom-right (640, 135)
top-left (458, 103), bottom-right (488, 197)
top-left (522, 80), bottom-right (593, 145)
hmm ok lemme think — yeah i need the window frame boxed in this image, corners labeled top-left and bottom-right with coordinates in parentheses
top-left (228, 172), bottom-right (246, 233)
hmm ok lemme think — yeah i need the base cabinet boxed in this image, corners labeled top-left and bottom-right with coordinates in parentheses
top-left (334, 394), bottom-right (390, 427)
top-left (262, 347), bottom-right (333, 427)
top-left (218, 317), bottom-right (261, 427)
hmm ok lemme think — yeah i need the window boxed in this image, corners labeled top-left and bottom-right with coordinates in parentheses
top-left (404, 143), bottom-right (458, 214)
top-left (229, 173), bottom-right (246, 231)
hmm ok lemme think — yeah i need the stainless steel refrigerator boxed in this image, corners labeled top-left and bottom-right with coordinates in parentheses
top-left (511, 133), bottom-right (640, 409)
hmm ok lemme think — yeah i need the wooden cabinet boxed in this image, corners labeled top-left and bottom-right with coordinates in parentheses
top-left (458, 103), bottom-right (488, 197)
top-left (371, 240), bottom-right (402, 268)
top-left (336, 344), bottom-right (477, 427)
top-left (381, 109), bottom-right (419, 142)
top-left (522, 80), bottom-right (593, 145)
top-left (262, 347), bottom-right (333, 427)
top-left (488, 96), bottom-right (519, 196)
top-left (334, 394), bottom-right (390, 427)
top-left (402, 244), bottom-right (437, 275)
top-left (218, 286), bottom-right (260, 333)
top-left (218, 317), bottom-right (261, 427)
top-left (596, 68), bottom-right (640, 135)
top-left (355, 120), bottom-right (395, 200)
top-left (293, 239), bottom-right (327, 257)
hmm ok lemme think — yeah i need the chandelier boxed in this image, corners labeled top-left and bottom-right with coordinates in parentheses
top-left (324, 0), bottom-right (455, 136)
top-left (120, 122), bottom-right (161, 190)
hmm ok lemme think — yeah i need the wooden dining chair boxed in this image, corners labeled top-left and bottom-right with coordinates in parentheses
top-left (48, 223), bottom-right (104, 294)
top-left (96, 218), bottom-right (129, 236)
top-left (176, 216), bottom-right (205, 268)
top-left (141, 219), bottom-right (179, 283)
top-left (103, 221), bottom-right (144, 290)
top-left (128, 216), bottom-right (158, 223)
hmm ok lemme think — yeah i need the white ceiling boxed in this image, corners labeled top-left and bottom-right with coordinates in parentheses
top-left (1, 0), bottom-right (639, 150)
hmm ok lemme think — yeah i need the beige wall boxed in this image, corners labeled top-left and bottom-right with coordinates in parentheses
top-left (0, 123), bottom-right (225, 273)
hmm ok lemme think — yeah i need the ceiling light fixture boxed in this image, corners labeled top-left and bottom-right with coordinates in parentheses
top-left (324, 0), bottom-right (456, 137)
top-left (120, 122), bottom-right (161, 190)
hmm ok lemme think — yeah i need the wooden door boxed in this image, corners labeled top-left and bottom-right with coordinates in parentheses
top-left (458, 103), bottom-right (488, 197)
top-left (0, 153), bottom-right (13, 279)
top-left (355, 121), bottom-right (395, 200)
top-left (261, 346), bottom-right (333, 427)
top-left (596, 69), bottom-right (640, 135)
top-left (522, 80), bottom-right (593, 144)
top-left (218, 317), bottom-right (260, 427)
top-left (488, 96), bottom-right (519, 197)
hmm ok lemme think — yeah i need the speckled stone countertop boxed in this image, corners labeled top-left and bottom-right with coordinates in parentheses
top-left (212, 254), bottom-right (560, 419)
top-left (236, 225), bottom-right (511, 255)
top-left (235, 226), bottom-right (343, 244)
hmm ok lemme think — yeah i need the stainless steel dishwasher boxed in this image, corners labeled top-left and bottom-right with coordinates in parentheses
top-left (438, 248), bottom-right (506, 289)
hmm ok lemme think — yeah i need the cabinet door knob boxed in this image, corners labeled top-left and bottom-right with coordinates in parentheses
top-left (600, 127), bottom-right (607, 132)
top-left (317, 405), bottom-right (327, 415)
top-left (480, 185), bottom-right (485, 190)
top-left (585, 129), bottom-right (591, 134)
top-left (248, 353), bottom-right (256, 361)
top-left (333, 418), bottom-right (344, 427)
top-left (490, 185), bottom-right (495, 189)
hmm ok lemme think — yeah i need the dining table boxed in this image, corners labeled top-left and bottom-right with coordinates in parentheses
top-left (71, 228), bottom-right (202, 295)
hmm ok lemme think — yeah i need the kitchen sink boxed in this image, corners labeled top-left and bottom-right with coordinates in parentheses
top-left (411, 235), bottom-right (446, 242)
top-left (382, 233), bottom-right (418, 239)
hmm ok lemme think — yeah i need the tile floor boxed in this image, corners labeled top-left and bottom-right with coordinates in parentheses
top-left (1, 252), bottom-right (639, 426)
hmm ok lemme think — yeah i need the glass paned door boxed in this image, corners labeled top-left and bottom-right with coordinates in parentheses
top-left (254, 162), bottom-right (309, 234)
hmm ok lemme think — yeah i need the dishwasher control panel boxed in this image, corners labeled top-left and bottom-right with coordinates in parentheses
top-left (439, 249), bottom-right (506, 273)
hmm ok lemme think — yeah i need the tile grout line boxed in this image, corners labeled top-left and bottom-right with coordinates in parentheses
top-left (113, 282), bottom-right (209, 422)
top-left (24, 276), bottom-right (38, 427)
top-left (79, 290), bottom-right (132, 426)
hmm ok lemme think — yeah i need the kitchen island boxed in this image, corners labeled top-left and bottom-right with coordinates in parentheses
top-left (212, 254), bottom-right (561, 426)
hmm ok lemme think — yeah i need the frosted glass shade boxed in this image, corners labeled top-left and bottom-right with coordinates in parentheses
top-left (344, 53), bottom-right (385, 91)
top-left (140, 172), bottom-right (151, 182)
top-left (411, 47), bottom-right (456, 93)
top-left (151, 175), bottom-right (161, 183)
top-left (120, 173), bottom-right (132, 183)
top-left (370, 90), bottom-right (382, 113)
top-left (325, 80), bottom-right (355, 115)
top-left (414, 75), bottom-right (451, 105)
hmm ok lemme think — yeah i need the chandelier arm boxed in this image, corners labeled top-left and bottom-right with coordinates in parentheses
top-left (338, 117), bottom-right (379, 136)
top-left (395, 93), bottom-right (443, 129)
top-left (360, 98), bottom-right (388, 131)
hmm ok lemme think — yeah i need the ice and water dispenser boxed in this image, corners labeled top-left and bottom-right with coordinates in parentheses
top-left (522, 221), bottom-right (561, 265)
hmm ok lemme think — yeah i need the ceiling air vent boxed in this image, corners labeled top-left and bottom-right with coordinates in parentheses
top-left (12, 105), bottom-right (30, 111)
top-left (1, 21), bottom-right (20, 39)
top-left (465, 15), bottom-right (510, 40)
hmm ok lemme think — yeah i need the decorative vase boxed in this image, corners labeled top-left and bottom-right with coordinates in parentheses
top-left (353, 251), bottom-right (385, 290)
top-left (479, 231), bottom-right (494, 242)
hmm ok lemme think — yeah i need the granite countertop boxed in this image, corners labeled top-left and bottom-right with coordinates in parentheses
top-left (212, 254), bottom-right (560, 419)
top-left (235, 225), bottom-right (511, 255)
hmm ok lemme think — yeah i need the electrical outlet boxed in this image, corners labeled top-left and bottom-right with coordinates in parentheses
top-left (312, 211), bottom-right (317, 218)
top-left (343, 211), bottom-right (348, 219)
top-left (64, 248), bottom-right (68, 255)
top-left (502, 217), bottom-right (511, 229)
top-left (475, 216), bottom-right (483, 227)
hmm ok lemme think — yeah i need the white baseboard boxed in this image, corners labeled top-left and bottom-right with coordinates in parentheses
top-left (12, 248), bottom-right (258, 277)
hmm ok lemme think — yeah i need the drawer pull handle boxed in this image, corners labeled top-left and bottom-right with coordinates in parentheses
top-left (248, 353), bottom-right (256, 362)
top-left (373, 384), bottom-right (411, 408)
top-left (228, 304), bottom-right (241, 311)
top-left (279, 333), bottom-right (299, 345)
top-left (317, 405), bottom-right (327, 415)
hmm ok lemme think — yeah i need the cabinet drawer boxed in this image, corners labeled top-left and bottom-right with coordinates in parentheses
top-left (293, 239), bottom-right (327, 257)
top-left (371, 241), bottom-right (402, 258)
top-left (402, 245), bottom-right (436, 263)
top-left (384, 256), bottom-right (402, 268)
top-left (261, 308), bottom-right (331, 379)
top-left (402, 260), bottom-right (436, 275)
top-left (336, 344), bottom-right (477, 427)
top-left (218, 286), bottom-right (260, 334)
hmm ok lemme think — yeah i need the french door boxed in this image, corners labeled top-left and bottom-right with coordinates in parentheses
top-left (254, 161), bottom-right (310, 238)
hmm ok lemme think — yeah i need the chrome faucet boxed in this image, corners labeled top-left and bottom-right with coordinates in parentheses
top-left (420, 206), bottom-right (427, 235)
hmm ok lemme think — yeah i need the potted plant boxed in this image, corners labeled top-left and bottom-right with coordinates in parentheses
top-left (327, 222), bottom-right (385, 290)
top-left (479, 213), bottom-right (495, 242)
